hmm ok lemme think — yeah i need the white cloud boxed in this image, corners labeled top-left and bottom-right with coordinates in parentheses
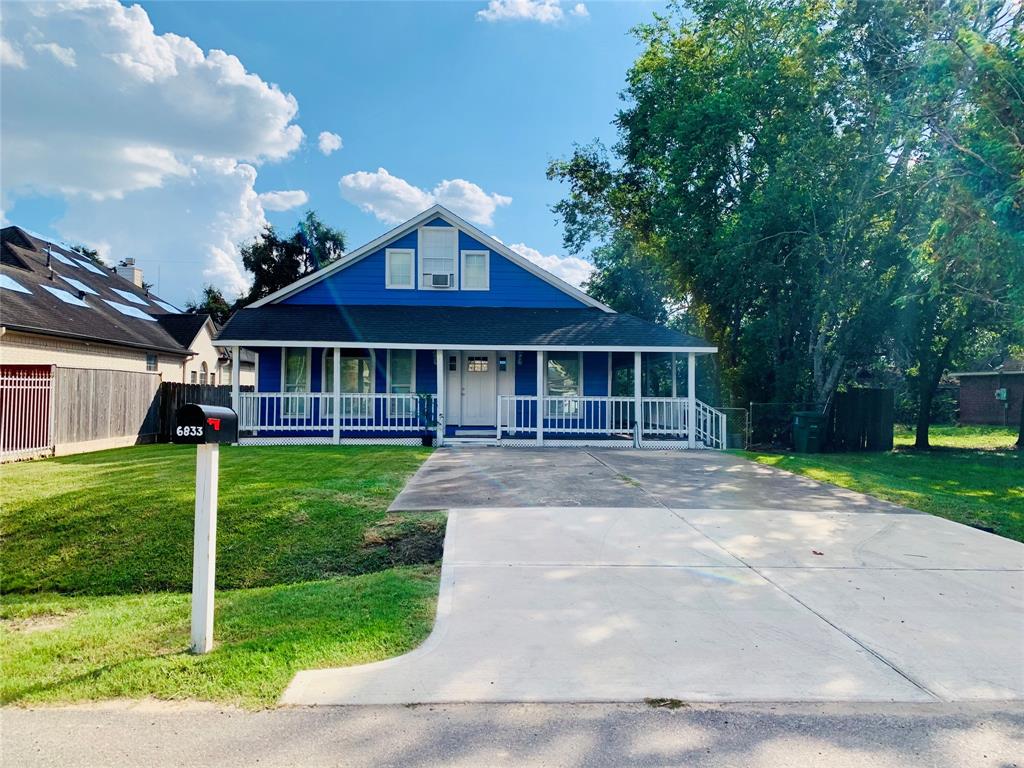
top-left (0, 0), bottom-right (306, 302)
top-left (1, 38), bottom-right (27, 68)
top-left (33, 42), bottom-right (77, 67)
top-left (60, 158), bottom-right (265, 300)
top-left (258, 189), bottom-right (308, 211)
top-left (317, 131), bottom-right (343, 155)
top-left (476, 0), bottom-right (586, 24)
top-left (339, 168), bottom-right (511, 227)
top-left (508, 243), bottom-right (594, 288)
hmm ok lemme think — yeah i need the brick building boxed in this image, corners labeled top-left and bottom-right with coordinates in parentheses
top-left (949, 360), bottom-right (1024, 427)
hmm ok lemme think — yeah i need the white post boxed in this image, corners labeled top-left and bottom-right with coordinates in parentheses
top-left (435, 349), bottom-right (445, 446)
top-left (633, 351), bottom-right (642, 446)
top-left (671, 353), bottom-right (677, 398)
top-left (332, 346), bottom-right (341, 444)
top-left (230, 346), bottom-right (240, 414)
top-left (687, 352), bottom-right (697, 449)
top-left (536, 350), bottom-right (545, 445)
top-left (191, 443), bottom-right (219, 654)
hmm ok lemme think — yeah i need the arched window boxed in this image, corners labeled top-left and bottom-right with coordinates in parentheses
top-left (200, 362), bottom-right (208, 385)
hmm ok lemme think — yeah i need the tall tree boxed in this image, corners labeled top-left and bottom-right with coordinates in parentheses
top-left (185, 285), bottom-right (235, 325)
top-left (241, 210), bottom-right (345, 303)
top-left (584, 233), bottom-right (676, 323)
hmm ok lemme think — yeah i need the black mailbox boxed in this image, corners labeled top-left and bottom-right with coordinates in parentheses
top-left (173, 404), bottom-right (238, 444)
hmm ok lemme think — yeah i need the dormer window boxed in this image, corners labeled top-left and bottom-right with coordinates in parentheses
top-left (386, 248), bottom-right (414, 289)
top-left (461, 250), bottom-right (489, 290)
top-left (420, 227), bottom-right (457, 289)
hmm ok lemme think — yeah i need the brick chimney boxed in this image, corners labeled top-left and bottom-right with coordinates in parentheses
top-left (116, 258), bottom-right (144, 287)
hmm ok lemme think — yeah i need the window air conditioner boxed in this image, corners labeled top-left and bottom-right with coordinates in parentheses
top-left (430, 273), bottom-right (453, 288)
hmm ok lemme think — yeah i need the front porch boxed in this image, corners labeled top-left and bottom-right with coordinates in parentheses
top-left (228, 347), bottom-right (727, 449)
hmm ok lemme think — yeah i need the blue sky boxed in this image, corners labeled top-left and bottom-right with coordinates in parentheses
top-left (1, 1), bottom-right (659, 303)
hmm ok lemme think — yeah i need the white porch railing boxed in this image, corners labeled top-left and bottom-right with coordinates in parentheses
top-left (497, 395), bottom-right (636, 436)
top-left (498, 395), bottom-right (728, 449)
top-left (238, 392), bottom-right (435, 433)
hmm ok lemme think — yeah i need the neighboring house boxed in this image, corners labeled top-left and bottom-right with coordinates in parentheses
top-left (949, 359), bottom-right (1024, 427)
top-left (217, 204), bottom-right (725, 448)
top-left (155, 313), bottom-right (255, 386)
top-left (0, 225), bottom-right (253, 458)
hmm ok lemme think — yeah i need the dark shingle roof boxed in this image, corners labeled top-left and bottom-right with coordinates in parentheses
top-left (156, 313), bottom-right (210, 348)
top-left (0, 226), bottom-right (190, 355)
top-left (217, 305), bottom-right (715, 350)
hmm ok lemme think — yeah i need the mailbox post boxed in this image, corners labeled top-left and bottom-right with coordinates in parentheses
top-left (172, 404), bottom-right (237, 654)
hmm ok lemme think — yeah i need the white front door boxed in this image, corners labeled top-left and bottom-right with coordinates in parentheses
top-left (460, 351), bottom-right (497, 425)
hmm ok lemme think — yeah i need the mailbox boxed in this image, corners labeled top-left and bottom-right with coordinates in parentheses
top-left (173, 404), bottom-right (238, 444)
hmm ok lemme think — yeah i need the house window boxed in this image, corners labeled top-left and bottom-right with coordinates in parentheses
top-left (323, 348), bottom-right (373, 416)
top-left (385, 248), bottom-right (414, 289)
top-left (209, 372), bottom-right (215, 386)
top-left (200, 362), bottom-right (208, 384)
top-left (546, 352), bottom-right (582, 416)
top-left (282, 348), bottom-right (309, 417)
top-left (461, 250), bottom-right (489, 290)
top-left (388, 349), bottom-right (415, 417)
top-left (466, 356), bottom-right (489, 372)
top-left (145, 353), bottom-right (158, 372)
top-left (190, 370), bottom-right (198, 384)
top-left (420, 227), bottom-right (456, 289)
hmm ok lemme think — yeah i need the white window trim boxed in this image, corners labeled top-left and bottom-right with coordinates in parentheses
top-left (386, 349), bottom-right (417, 394)
top-left (280, 347), bottom-right (311, 393)
top-left (322, 348), bottom-right (376, 393)
top-left (460, 249), bottom-right (489, 291)
top-left (417, 226), bottom-right (458, 291)
top-left (385, 248), bottom-right (415, 289)
top-left (544, 351), bottom-right (584, 397)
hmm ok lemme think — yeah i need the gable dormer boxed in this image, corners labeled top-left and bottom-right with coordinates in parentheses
top-left (252, 205), bottom-right (610, 311)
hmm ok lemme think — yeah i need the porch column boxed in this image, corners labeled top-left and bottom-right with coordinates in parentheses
top-left (435, 349), bottom-right (445, 446)
top-left (230, 346), bottom-right (240, 418)
top-left (332, 346), bottom-right (341, 444)
top-left (671, 353), bottom-right (677, 398)
top-left (687, 352), bottom-right (696, 449)
top-left (536, 350), bottom-right (544, 445)
top-left (633, 351), bottom-right (642, 446)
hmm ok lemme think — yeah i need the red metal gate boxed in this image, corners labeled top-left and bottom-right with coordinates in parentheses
top-left (0, 365), bottom-right (54, 460)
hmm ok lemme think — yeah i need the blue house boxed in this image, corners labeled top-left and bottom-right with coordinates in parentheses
top-left (217, 205), bottom-right (725, 448)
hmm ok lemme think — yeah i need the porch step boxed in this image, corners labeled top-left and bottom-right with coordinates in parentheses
top-left (452, 429), bottom-right (497, 437)
top-left (445, 437), bottom-right (499, 446)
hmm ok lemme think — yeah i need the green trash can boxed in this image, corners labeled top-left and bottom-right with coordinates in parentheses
top-left (793, 411), bottom-right (826, 453)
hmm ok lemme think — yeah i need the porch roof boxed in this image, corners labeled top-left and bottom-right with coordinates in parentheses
top-left (217, 305), bottom-right (716, 352)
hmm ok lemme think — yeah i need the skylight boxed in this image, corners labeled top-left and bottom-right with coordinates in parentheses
top-left (152, 299), bottom-right (181, 313)
top-left (42, 285), bottom-right (90, 307)
top-left (111, 288), bottom-right (148, 305)
top-left (47, 249), bottom-right (79, 268)
top-left (0, 274), bottom-right (30, 294)
top-left (103, 300), bottom-right (156, 321)
top-left (60, 276), bottom-right (98, 295)
top-left (75, 259), bottom-right (107, 276)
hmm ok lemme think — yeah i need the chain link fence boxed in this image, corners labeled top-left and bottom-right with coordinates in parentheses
top-left (747, 402), bottom-right (818, 449)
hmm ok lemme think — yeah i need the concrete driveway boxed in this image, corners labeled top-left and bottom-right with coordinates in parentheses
top-left (284, 449), bottom-right (1024, 705)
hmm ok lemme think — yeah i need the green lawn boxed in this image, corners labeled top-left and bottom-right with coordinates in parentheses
top-left (0, 445), bottom-right (439, 708)
top-left (744, 426), bottom-right (1022, 542)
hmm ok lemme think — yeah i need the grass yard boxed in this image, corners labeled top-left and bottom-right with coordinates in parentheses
top-left (744, 426), bottom-right (1022, 542)
top-left (0, 445), bottom-right (440, 708)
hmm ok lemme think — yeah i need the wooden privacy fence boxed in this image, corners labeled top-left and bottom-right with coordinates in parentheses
top-left (826, 388), bottom-right (894, 451)
top-left (51, 367), bottom-right (161, 449)
top-left (158, 382), bottom-right (252, 441)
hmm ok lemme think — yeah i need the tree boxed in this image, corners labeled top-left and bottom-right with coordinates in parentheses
top-left (583, 233), bottom-right (676, 324)
top-left (185, 285), bottom-right (235, 325)
top-left (898, 6), bottom-right (1024, 448)
top-left (69, 244), bottom-right (104, 266)
top-left (548, 0), bottom-right (1022, 426)
top-left (241, 210), bottom-right (345, 303)
top-left (548, 0), bottom-right (928, 408)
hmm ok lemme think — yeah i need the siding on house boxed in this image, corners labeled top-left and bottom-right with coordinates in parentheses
top-left (281, 225), bottom-right (588, 309)
top-left (0, 329), bottom-right (187, 378)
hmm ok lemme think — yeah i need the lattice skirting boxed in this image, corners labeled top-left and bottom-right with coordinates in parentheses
top-left (238, 437), bottom-right (424, 447)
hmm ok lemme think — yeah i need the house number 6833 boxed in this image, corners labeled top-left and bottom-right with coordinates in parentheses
top-left (176, 425), bottom-right (204, 437)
